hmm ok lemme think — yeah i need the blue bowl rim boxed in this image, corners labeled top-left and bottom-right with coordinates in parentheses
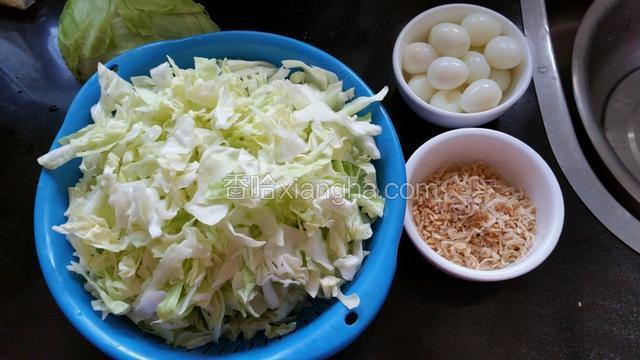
top-left (34, 30), bottom-right (406, 359)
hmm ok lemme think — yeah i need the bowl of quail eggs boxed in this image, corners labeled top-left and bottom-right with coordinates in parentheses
top-left (393, 3), bottom-right (532, 128)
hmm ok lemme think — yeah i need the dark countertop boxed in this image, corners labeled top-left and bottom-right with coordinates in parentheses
top-left (1, 1), bottom-right (638, 359)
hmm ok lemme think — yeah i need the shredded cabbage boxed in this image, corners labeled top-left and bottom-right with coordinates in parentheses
top-left (38, 57), bottom-right (387, 348)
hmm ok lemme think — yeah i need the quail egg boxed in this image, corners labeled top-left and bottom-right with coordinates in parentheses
top-left (489, 69), bottom-right (512, 92)
top-left (430, 89), bottom-right (463, 113)
top-left (460, 79), bottom-right (502, 112)
top-left (427, 56), bottom-right (469, 90)
top-left (408, 74), bottom-right (435, 102)
top-left (428, 22), bottom-right (471, 58)
top-left (463, 51), bottom-right (491, 84)
top-left (402, 42), bottom-right (439, 74)
top-left (484, 36), bottom-right (523, 70)
top-left (461, 13), bottom-right (502, 47)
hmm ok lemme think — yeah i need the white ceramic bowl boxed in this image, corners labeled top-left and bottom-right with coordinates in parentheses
top-left (403, 128), bottom-right (564, 281)
top-left (393, 4), bottom-right (533, 128)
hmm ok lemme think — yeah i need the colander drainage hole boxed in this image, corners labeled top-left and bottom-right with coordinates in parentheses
top-left (345, 311), bottom-right (358, 325)
top-left (108, 64), bottom-right (119, 72)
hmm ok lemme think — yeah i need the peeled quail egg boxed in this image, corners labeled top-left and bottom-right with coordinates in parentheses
top-left (489, 69), bottom-right (512, 92)
top-left (427, 57), bottom-right (469, 90)
top-left (460, 79), bottom-right (502, 112)
top-left (407, 74), bottom-right (435, 102)
top-left (428, 22), bottom-right (471, 58)
top-left (461, 13), bottom-right (502, 47)
top-left (463, 51), bottom-right (491, 84)
top-left (484, 36), bottom-right (523, 70)
top-left (430, 89), bottom-right (463, 113)
top-left (402, 42), bottom-right (439, 74)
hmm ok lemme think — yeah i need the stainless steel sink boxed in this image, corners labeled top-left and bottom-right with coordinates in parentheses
top-left (573, 0), bottom-right (640, 206)
top-left (521, 0), bottom-right (640, 252)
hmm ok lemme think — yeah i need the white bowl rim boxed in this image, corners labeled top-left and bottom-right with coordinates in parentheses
top-left (403, 128), bottom-right (565, 281)
top-left (392, 3), bottom-right (533, 120)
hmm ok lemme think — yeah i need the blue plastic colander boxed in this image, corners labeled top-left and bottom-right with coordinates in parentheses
top-left (34, 31), bottom-right (406, 359)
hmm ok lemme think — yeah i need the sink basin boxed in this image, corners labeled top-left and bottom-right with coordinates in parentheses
top-left (521, 0), bottom-right (640, 252)
top-left (573, 0), bottom-right (640, 206)
top-left (544, 0), bottom-right (640, 217)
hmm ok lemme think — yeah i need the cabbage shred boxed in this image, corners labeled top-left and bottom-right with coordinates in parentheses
top-left (38, 57), bottom-right (387, 348)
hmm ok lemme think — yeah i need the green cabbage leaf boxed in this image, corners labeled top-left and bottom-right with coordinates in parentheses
top-left (58, 0), bottom-right (219, 82)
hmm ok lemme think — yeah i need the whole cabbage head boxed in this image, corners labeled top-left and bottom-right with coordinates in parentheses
top-left (57, 0), bottom-right (219, 82)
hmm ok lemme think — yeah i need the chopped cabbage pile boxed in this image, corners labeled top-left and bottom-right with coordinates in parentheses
top-left (38, 57), bottom-right (387, 348)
